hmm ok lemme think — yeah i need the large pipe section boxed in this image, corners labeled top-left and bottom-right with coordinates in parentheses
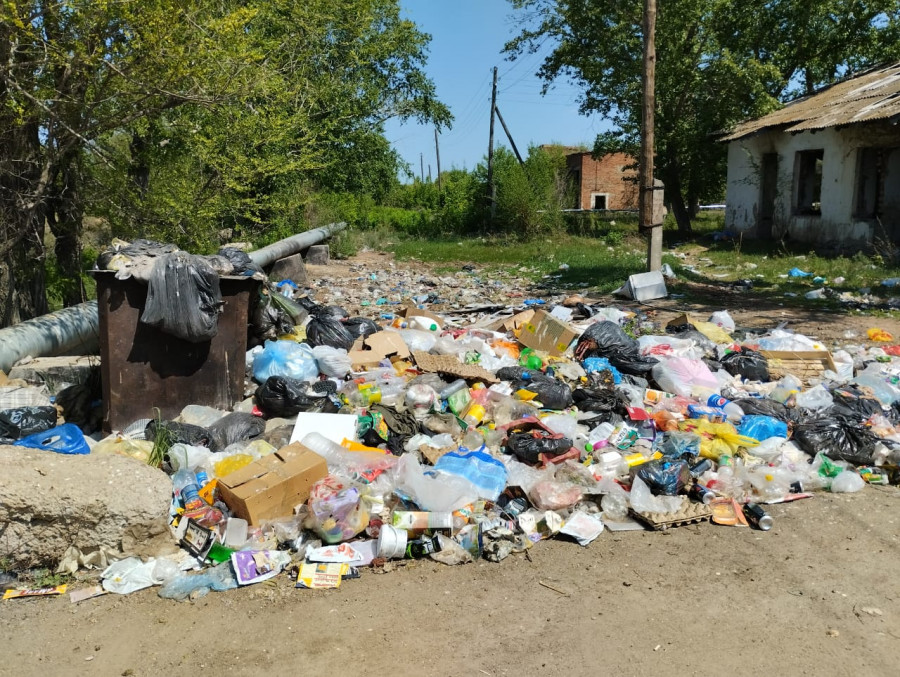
top-left (0, 222), bottom-right (347, 373)
top-left (0, 301), bottom-right (100, 373)
top-left (249, 221), bottom-right (346, 268)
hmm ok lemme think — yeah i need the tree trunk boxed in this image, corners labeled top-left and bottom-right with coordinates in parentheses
top-left (0, 123), bottom-right (49, 327)
top-left (48, 157), bottom-right (86, 308)
top-left (661, 166), bottom-right (692, 234)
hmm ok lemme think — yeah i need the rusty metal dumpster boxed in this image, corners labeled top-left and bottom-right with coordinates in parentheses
top-left (93, 272), bottom-right (258, 432)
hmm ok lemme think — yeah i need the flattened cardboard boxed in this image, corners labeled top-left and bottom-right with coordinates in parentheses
top-left (348, 330), bottom-right (410, 369)
top-left (516, 309), bottom-right (579, 357)
top-left (411, 351), bottom-right (499, 383)
top-left (217, 443), bottom-right (327, 525)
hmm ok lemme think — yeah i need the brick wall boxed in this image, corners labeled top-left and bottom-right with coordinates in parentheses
top-left (566, 152), bottom-right (638, 210)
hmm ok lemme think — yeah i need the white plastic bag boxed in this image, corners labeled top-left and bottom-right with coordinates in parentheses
top-left (398, 329), bottom-right (437, 352)
top-left (795, 384), bottom-right (833, 411)
top-left (831, 469), bottom-right (865, 493)
top-left (312, 345), bottom-right (352, 378)
top-left (651, 357), bottom-right (718, 398)
top-left (709, 310), bottom-right (735, 332)
top-left (628, 477), bottom-right (684, 514)
top-left (393, 455), bottom-right (479, 512)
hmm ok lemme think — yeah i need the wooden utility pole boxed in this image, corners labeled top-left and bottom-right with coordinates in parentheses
top-left (487, 66), bottom-right (498, 221)
top-left (641, 0), bottom-right (662, 271)
top-left (495, 106), bottom-right (524, 166)
top-left (434, 127), bottom-right (443, 199)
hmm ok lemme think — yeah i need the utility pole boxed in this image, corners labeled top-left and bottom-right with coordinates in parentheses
top-left (428, 165), bottom-right (432, 182)
top-left (487, 66), bottom-right (498, 221)
top-left (420, 153), bottom-right (424, 182)
top-left (495, 106), bottom-right (524, 166)
top-left (434, 127), bottom-right (443, 201)
top-left (641, 0), bottom-right (662, 271)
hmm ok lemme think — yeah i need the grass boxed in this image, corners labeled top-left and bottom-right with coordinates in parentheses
top-left (343, 209), bottom-right (900, 316)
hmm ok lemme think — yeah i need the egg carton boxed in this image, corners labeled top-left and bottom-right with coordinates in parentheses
top-left (630, 501), bottom-right (713, 531)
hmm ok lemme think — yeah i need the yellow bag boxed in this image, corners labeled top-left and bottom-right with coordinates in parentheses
top-left (678, 419), bottom-right (759, 460)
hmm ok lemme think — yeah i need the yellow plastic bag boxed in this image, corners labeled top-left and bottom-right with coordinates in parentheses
top-left (91, 436), bottom-right (154, 463)
top-left (678, 419), bottom-right (759, 460)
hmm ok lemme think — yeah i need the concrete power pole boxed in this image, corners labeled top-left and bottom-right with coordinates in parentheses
top-left (434, 127), bottom-right (443, 200)
top-left (641, 0), bottom-right (662, 271)
top-left (487, 66), bottom-right (498, 222)
top-left (420, 153), bottom-right (425, 182)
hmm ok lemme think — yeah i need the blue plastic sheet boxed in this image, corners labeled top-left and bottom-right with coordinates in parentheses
top-left (739, 415), bottom-right (788, 441)
top-left (14, 422), bottom-right (89, 455)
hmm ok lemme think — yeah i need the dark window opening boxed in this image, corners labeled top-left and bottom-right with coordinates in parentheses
top-left (856, 147), bottom-right (887, 219)
top-left (794, 149), bottom-right (824, 215)
top-left (570, 169), bottom-right (581, 209)
top-left (592, 194), bottom-right (607, 210)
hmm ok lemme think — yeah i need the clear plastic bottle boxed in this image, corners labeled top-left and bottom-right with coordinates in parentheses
top-left (172, 468), bottom-right (197, 497)
top-left (439, 378), bottom-right (468, 400)
top-left (585, 421), bottom-right (615, 452)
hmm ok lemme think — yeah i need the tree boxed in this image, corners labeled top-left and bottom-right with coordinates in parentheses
top-left (505, 0), bottom-right (900, 233)
top-left (0, 0), bottom-right (258, 323)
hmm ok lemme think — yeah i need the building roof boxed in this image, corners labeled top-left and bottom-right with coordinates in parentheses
top-left (721, 61), bottom-right (900, 142)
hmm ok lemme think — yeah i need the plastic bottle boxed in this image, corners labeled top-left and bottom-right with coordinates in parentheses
top-left (172, 468), bottom-right (198, 497)
top-left (518, 348), bottom-right (543, 370)
top-left (439, 378), bottom-right (468, 400)
top-left (770, 375), bottom-right (802, 405)
top-left (462, 401), bottom-right (486, 427)
top-left (408, 316), bottom-right (440, 333)
top-left (300, 431), bottom-right (353, 463)
top-left (585, 421), bottom-right (615, 451)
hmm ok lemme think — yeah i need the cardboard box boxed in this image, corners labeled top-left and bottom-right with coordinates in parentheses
top-left (759, 350), bottom-right (837, 382)
top-left (517, 309), bottom-right (579, 357)
top-left (347, 331), bottom-right (410, 369)
top-left (217, 444), bottom-right (328, 525)
top-left (483, 308), bottom-right (535, 333)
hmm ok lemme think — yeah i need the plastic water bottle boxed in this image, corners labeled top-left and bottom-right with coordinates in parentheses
top-left (300, 431), bottom-right (349, 463)
top-left (439, 378), bottom-right (468, 400)
top-left (705, 394), bottom-right (744, 423)
top-left (172, 468), bottom-right (198, 497)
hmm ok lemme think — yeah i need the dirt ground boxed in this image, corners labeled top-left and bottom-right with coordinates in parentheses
top-left (3, 251), bottom-right (900, 677)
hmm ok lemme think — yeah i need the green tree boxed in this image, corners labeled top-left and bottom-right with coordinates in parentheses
top-left (505, 0), bottom-right (900, 234)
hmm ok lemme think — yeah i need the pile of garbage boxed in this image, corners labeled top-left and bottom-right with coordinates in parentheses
top-left (4, 254), bottom-right (900, 601)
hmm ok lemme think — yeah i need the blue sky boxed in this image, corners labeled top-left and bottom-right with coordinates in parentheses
top-left (384, 1), bottom-right (612, 179)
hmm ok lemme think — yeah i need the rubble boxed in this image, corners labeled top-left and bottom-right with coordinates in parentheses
top-left (3, 239), bottom-right (900, 604)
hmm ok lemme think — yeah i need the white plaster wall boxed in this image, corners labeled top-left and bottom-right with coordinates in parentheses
top-left (725, 128), bottom-right (875, 243)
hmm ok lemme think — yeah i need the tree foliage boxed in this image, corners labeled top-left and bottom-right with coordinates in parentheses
top-left (0, 0), bottom-right (449, 325)
top-left (505, 0), bottom-right (900, 233)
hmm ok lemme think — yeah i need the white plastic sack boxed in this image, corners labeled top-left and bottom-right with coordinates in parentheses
top-left (795, 384), bottom-right (833, 411)
top-left (252, 340), bottom-right (318, 383)
top-left (101, 557), bottom-right (163, 594)
top-left (651, 357), bottom-right (718, 398)
top-left (628, 477), bottom-right (684, 514)
top-left (637, 335), bottom-right (702, 359)
top-left (312, 345), bottom-right (352, 378)
top-left (708, 310), bottom-right (735, 332)
top-left (757, 329), bottom-right (825, 352)
top-left (831, 469), bottom-right (865, 493)
top-left (399, 329), bottom-right (437, 352)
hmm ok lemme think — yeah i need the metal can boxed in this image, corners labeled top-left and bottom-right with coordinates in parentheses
top-left (689, 458), bottom-right (712, 478)
top-left (688, 482), bottom-right (715, 505)
top-left (742, 502), bottom-right (773, 530)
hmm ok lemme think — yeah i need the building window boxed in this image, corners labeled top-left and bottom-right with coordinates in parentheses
top-left (591, 193), bottom-right (608, 210)
top-left (794, 149), bottom-right (824, 215)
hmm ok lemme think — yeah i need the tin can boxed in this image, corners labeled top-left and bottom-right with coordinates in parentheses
top-left (688, 482), bottom-right (715, 505)
top-left (689, 458), bottom-right (712, 478)
top-left (742, 502), bottom-right (773, 530)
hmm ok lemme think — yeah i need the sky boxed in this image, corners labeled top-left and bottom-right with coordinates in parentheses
top-left (384, 1), bottom-right (612, 179)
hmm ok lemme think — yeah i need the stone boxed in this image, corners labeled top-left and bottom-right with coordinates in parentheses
top-left (8, 355), bottom-right (100, 395)
top-left (304, 244), bottom-right (330, 266)
top-left (268, 253), bottom-right (308, 286)
top-left (0, 445), bottom-right (173, 569)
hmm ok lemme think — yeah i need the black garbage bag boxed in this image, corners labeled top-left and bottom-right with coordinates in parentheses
top-left (255, 376), bottom-right (317, 417)
top-left (572, 386), bottom-right (629, 416)
top-left (496, 366), bottom-right (555, 382)
top-left (574, 321), bottom-right (658, 376)
top-left (140, 252), bottom-right (223, 343)
top-left (792, 416), bottom-right (879, 466)
top-left (666, 327), bottom-right (717, 356)
top-left (831, 386), bottom-right (884, 420)
top-left (632, 458), bottom-right (691, 496)
top-left (250, 290), bottom-right (294, 345)
top-left (0, 406), bottom-right (57, 440)
top-left (306, 315), bottom-right (355, 350)
top-left (218, 247), bottom-right (264, 275)
top-left (721, 347), bottom-right (770, 382)
top-left (506, 431), bottom-right (573, 464)
top-left (732, 398), bottom-right (798, 423)
top-left (145, 420), bottom-right (218, 451)
top-left (343, 317), bottom-right (380, 340)
top-left (207, 412), bottom-right (266, 450)
top-left (511, 378), bottom-right (573, 410)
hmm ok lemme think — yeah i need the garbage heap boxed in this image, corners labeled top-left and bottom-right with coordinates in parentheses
top-left (3, 259), bottom-right (900, 601)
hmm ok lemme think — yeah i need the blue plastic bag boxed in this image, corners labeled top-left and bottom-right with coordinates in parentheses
top-left (434, 448), bottom-right (508, 501)
top-left (739, 415), bottom-right (788, 442)
top-left (788, 267), bottom-right (812, 278)
top-left (582, 357), bottom-right (622, 384)
top-left (252, 340), bottom-right (319, 383)
top-left (14, 422), bottom-right (90, 455)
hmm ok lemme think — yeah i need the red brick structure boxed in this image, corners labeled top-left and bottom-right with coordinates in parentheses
top-left (565, 151), bottom-right (638, 210)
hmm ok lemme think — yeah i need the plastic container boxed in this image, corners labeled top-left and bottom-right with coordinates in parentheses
top-left (408, 316), bottom-right (440, 333)
top-left (586, 422), bottom-right (616, 451)
top-left (462, 402), bottom-right (486, 427)
top-left (432, 449), bottom-right (508, 501)
top-left (376, 524), bottom-right (408, 559)
top-left (224, 517), bottom-right (248, 547)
